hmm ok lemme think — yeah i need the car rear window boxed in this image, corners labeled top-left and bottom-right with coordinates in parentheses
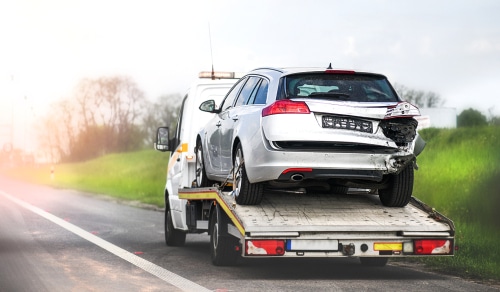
top-left (284, 73), bottom-right (399, 102)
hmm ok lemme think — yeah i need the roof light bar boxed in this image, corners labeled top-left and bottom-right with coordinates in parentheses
top-left (199, 71), bottom-right (236, 79)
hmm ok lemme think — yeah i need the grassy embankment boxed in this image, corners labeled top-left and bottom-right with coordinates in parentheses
top-left (2, 127), bottom-right (499, 282)
top-left (3, 150), bottom-right (170, 207)
top-left (411, 126), bottom-right (500, 282)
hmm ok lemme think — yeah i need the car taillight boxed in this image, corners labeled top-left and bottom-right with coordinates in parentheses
top-left (325, 69), bottom-right (355, 74)
top-left (262, 100), bottom-right (310, 117)
top-left (414, 239), bottom-right (452, 255)
top-left (245, 240), bottom-right (286, 256)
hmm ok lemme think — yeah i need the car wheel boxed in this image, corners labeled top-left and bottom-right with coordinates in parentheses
top-left (165, 208), bottom-right (186, 246)
top-left (378, 163), bottom-right (414, 207)
top-left (233, 143), bottom-right (264, 205)
top-left (210, 207), bottom-right (240, 266)
top-left (195, 140), bottom-right (213, 187)
top-left (359, 257), bottom-right (388, 267)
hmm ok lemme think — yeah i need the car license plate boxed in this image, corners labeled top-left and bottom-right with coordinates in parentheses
top-left (322, 116), bottom-right (373, 133)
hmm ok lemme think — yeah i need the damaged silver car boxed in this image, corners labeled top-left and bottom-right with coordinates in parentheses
top-left (196, 66), bottom-right (425, 207)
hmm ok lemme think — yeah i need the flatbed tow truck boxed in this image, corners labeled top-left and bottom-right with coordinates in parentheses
top-left (155, 71), bottom-right (455, 266)
top-left (177, 187), bottom-right (454, 266)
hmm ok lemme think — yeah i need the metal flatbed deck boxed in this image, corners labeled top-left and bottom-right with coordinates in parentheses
top-left (179, 188), bottom-right (454, 236)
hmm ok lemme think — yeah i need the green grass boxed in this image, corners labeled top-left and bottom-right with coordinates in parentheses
top-left (411, 126), bottom-right (500, 281)
top-left (2, 149), bottom-right (170, 207)
top-left (2, 126), bottom-right (500, 282)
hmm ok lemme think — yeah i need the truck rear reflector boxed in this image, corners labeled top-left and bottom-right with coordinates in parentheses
top-left (414, 239), bottom-right (452, 255)
top-left (246, 240), bottom-right (285, 256)
top-left (374, 242), bottom-right (402, 251)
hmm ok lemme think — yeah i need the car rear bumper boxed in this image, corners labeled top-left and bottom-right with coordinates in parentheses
top-left (244, 148), bottom-right (415, 183)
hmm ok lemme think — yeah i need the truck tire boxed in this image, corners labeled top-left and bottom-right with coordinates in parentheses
top-left (195, 140), bottom-right (213, 188)
top-left (210, 207), bottom-right (240, 266)
top-left (165, 209), bottom-right (186, 246)
top-left (360, 257), bottom-right (388, 267)
top-left (378, 164), bottom-right (414, 207)
top-left (233, 143), bottom-right (263, 205)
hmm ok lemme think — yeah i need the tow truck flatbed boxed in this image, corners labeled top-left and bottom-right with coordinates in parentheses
top-left (178, 187), bottom-right (454, 264)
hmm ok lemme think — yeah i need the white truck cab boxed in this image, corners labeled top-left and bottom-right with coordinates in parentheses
top-left (155, 72), bottom-right (240, 241)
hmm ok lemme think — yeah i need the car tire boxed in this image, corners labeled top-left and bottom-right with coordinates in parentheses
top-left (378, 164), bottom-right (414, 207)
top-left (210, 207), bottom-right (240, 266)
top-left (165, 208), bottom-right (186, 246)
top-left (359, 257), bottom-right (388, 267)
top-left (233, 143), bottom-right (264, 205)
top-left (195, 140), bottom-right (213, 188)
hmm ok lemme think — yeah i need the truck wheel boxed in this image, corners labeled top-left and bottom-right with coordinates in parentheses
top-left (195, 141), bottom-right (213, 187)
top-left (165, 209), bottom-right (186, 246)
top-left (233, 143), bottom-right (263, 205)
top-left (210, 207), bottom-right (240, 266)
top-left (360, 257), bottom-right (388, 267)
top-left (378, 164), bottom-right (414, 207)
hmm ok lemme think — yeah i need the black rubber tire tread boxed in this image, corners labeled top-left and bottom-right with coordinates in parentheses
top-left (165, 208), bottom-right (186, 246)
top-left (195, 141), bottom-right (213, 188)
top-left (233, 143), bottom-right (264, 205)
top-left (210, 207), bottom-right (240, 266)
top-left (378, 164), bottom-right (414, 207)
top-left (359, 257), bottom-right (389, 267)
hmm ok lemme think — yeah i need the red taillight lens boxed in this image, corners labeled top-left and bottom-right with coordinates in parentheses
top-left (325, 69), bottom-right (355, 74)
top-left (262, 100), bottom-right (310, 117)
top-left (281, 168), bottom-right (313, 174)
top-left (414, 239), bottom-right (452, 255)
top-left (245, 240), bottom-right (286, 256)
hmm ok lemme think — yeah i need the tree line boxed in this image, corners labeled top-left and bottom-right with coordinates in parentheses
top-left (36, 76), bottom-right (498, 163)
top-left (38, 76), bottom-right (181, 163)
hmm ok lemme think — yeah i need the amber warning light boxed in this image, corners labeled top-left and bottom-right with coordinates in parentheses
top-left (199, 71), bottom-right (238, 79)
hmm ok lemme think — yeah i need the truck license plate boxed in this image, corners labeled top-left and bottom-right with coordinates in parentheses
top-left (287, 239), bottom-right (339, 251)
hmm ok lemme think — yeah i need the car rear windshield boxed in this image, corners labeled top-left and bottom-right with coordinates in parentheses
top-left (283, 73), bottom-right (399, 102)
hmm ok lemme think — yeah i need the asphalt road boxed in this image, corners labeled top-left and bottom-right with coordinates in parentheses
top-left (0, 175), bottom-right (497, 292)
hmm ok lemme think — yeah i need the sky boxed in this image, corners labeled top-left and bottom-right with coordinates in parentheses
top-left (1, 0), bottom-right (499, 151)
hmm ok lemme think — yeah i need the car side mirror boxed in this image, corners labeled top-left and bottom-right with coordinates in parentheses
top-left (155, 127), bottom-right (170, 152)
top-left (199, 100), bottom-right (219, 113)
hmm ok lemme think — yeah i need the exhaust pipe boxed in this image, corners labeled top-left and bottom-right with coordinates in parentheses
top-left (290, 173), bottom-right (304, 182)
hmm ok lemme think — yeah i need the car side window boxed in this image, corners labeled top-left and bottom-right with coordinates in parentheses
top-left (251, 79), bottom-right (269, 105)
top-left (235, 76), bottom-right (260, 107)
top-left (220, 77), bottom-right (247, 112)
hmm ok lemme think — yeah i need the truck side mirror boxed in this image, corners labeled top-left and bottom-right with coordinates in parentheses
top-left (155, 127), bottom-right (170, 152)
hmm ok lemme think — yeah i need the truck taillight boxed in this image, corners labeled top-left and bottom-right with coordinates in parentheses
top-left (262, 100), bottom-right (310, 117)
top-left (414, 239), bottom-right (452, 255)
top-left (245, 240), bottom-right (285, 256)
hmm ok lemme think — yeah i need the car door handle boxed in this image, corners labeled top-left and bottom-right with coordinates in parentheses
top-left (216, 121), bottom-right (222, 127)
top-left (232, 115), bottom-right (239, 121)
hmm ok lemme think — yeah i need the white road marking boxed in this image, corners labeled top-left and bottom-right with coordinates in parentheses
top-left (0, 190), bottom-right (211, 292)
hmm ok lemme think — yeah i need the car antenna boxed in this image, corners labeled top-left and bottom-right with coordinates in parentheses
top-left (208, 23), bottom-right (215, 80)
top-left (327, 63), bottom-right (333, 69)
